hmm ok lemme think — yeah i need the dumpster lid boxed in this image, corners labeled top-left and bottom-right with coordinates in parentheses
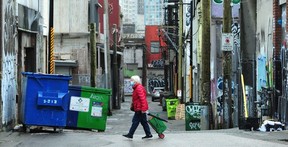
top-left (69, 85), bottom-right (82, 91)
top-left (22, 72), bottom-right (72, 80)
top-left (81, 86), bottom-right (112, 95)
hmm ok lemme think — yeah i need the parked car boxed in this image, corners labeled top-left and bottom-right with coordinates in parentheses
top-left (151, 87), bottom-right (165, 102)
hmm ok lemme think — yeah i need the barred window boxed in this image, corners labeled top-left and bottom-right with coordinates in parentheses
top-left (151, 42), bottom-right (160, 53)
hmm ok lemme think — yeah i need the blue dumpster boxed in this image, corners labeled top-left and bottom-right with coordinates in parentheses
top-left (20, 72), bottom-right (71, 132)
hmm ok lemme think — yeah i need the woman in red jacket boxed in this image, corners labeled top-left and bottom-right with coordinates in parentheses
top-left (123, 75), bottom-right (153, 139)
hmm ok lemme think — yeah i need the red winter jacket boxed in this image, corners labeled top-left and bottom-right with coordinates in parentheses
top-left (131, 83), bottom-right (149, 112)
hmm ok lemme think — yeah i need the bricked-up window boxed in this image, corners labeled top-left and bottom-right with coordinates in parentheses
top-left (151, 42), bottom-right (160, 53)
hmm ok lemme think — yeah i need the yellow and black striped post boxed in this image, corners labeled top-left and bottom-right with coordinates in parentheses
top-left (49, 27), bottom-right (55, 74)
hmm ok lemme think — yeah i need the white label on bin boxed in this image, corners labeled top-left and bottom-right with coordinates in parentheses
top-left (91, 106), bottom-right (102, 117)
top-left (69, 96), bottom-right (90, 112)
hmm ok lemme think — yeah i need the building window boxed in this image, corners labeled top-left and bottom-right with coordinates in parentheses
top-left (151, 42), bottom-right (160, 53)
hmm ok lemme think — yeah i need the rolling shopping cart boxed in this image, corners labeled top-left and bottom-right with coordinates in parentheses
top-left (147, 113), bottom-right (168, 139)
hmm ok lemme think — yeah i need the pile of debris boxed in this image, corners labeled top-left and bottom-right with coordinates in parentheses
top-left (258, 120), bottom-right (286, 132)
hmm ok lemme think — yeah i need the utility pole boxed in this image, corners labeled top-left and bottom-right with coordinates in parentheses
top-left (112, 24), bottom-right (119, 109)
top-left (223, 0), bottom-right (233, 129)
top-left (104, 0), bottom-right (111, 89)
top-left (90, 23), bottom-right (96, 87)
top-left (104, 0), bottom-right (112, 115)
top-left (201, 0), bottom-right (212, 129)
top-left (178, 0), bottom-right (183, 103)
top-left (90, 0), bottom-right (97, 87)
top-left (201, 0), bottom-right (211, 104)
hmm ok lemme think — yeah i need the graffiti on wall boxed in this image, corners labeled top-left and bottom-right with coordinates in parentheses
top-left (2, 0), bottom-right (17, 125)
top-left (185, 4), bottom-right (191, 27)
top-left (147, 73), bottom-right (165, 93)
top-left (123, 73), bottom-right (165, 95)
top-left (185, 104), bottom-right (201, 130)
top-left (257, 55), bottom-right (267, 91)
top-left (216, 76), bottom-right (235, 116)
top-left (124, 78), bottom-right (133, 94)
top-left (79, 75), bottom-right (90, 86)
top-left (232, 23), bottom-right (240, 49)
top-left (150, 59), bottom-right (164, 68)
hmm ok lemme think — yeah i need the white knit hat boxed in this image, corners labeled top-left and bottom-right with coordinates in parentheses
top-left (131, 75), bottom-right (142, 84)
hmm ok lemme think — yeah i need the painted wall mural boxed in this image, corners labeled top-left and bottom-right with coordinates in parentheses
top-left (257, 55), bottom-right (267, 91)
top-left (2, 0), bottom-right (17, 126)
top-left (147, 73), bottom-right (165, 93)
top-left (124, 78), bottom-right (133, 94)
top-left (150, 59), bottom-right (164, 68)
top-left (124, 73), bottom-right (164, 95)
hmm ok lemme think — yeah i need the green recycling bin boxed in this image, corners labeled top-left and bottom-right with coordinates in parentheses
top-left (166, 99), bottom-right (179, 119)
top-left (67, 86), bottom-right (111, 131)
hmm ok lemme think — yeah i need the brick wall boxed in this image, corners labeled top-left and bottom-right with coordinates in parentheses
top-left (273, 0), bottom-right (282, 111)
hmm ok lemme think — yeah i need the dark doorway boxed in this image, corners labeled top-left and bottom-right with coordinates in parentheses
top-left (24, 47), bottom-right (36, 72)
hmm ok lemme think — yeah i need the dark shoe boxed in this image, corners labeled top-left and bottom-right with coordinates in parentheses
top-left (123, 134), bottom-right (133, 139)
top-left (142, 134), bottom-right (153, 139)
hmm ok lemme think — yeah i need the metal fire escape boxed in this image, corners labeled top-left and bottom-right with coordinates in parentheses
top-left (161, 0), bottom-right (179, 92)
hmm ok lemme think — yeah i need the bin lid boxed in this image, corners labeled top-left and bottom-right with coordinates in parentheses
top-left (185, 102), bottom-right (201, 105)
top-left (22, 72), bottom-right (71, 80)
top-left (69, 85), bottom-right (82, 91)
top-left (81, 86), bottom-right (112, 95)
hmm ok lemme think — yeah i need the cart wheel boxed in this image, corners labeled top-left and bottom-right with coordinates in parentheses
top-left (53, 127), bottom-right (57, 132)
top-left (158, 133), bottom-right (165, 139)
top-left (24, 126), bottom-right (30, 133)
top-left (58, 128), bottom-right (63, 133)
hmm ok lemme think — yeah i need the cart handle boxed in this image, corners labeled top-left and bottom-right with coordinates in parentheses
top-left (147, 113), bottom-right (169, 123)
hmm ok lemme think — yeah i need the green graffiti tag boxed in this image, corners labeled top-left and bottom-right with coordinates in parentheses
top-left (90, 93), bottom-right (104, 101)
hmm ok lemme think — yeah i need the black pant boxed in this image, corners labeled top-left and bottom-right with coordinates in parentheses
top-left (128, 111), bottom-right (152, 136)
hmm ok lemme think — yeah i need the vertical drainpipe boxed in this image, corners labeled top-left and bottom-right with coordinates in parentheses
top-left (112, 24), bottom-right (118, 109)
top-left (190, 0), bottom-right (193, 102)
top-left (142, 44), bottom-right (147, 94)
top-left (0, 0), bottom-right (3, 130)
top-left (178, 0), bottom-right (183, 103)
top-left (273, 0), bottom-right (281, 116)
top-left (284, 0), bottom-right (288, 123)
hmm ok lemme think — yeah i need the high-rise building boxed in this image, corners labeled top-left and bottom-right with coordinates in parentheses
top-left (144, 0), bottom-right (164, 25)
top-left (120, 0), bottom-right (137, 24)
top-left (120, 0), bottom-right (144, 33)
top-left (120, 0), bottom-right (165, 33)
